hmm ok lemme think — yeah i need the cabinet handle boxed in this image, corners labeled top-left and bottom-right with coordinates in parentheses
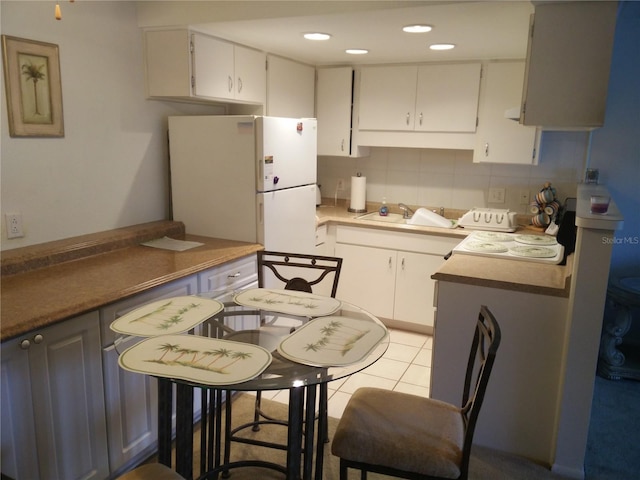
top-left (228, 75), bottom-right (233, 93)
top-left (19, 339), bottom-right (31, 350)
top-left (401, 257), bottom-right (405, 270)
top-left (237, 77), bottom-right (243, 93)
top-left (419, 112), bottom-right (423, 126)
top-left (227, 272), bottom-right (241, 278)
top-left (341, 139), bottom-right (345, 151)
top-left (33, 334), bottom-right (44, 344)
top-left (388, 257), bottom-right (393, 268)
top-left (406, 112), bottom-right (411, 126)
top-left (485, 142), bottom-right (489, 157)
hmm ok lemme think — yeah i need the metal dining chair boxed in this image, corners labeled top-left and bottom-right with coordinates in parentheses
top-left (223, 250), bottom-right (343, 460)
top-left (331, 305), bottom-right (501, 480)
top-left (251, 250), bottom-right (342, 430)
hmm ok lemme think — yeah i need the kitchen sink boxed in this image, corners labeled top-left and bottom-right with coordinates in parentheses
top-left (356, 212), bottom-right (407, 224)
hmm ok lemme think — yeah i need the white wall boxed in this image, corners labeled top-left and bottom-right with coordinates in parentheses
top-left (318, 131), bottom-right (588, 214)
top-left (0, 1), bottom-right (222, 250)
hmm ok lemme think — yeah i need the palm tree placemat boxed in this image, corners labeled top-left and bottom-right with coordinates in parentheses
top-left (110, 296), bottom-right (223, 337)
top-left (277, 316), bottom-right (388, 367)
top-left (233, 288), bottom-right (341, 317)
top-left (118, 334), bottom-right (272, 385)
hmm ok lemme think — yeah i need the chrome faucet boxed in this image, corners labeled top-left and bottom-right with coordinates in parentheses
top-left (398, 203), bottom-right (415, 219)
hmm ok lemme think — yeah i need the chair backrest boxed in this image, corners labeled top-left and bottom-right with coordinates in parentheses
top-left (257, 250), bottom-right (343, 298)
top-left (459, 305), bottom-right (501, 476)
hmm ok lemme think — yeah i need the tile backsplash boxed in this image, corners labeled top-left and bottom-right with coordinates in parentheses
top-left (318, 131), bottom-right (589, 214)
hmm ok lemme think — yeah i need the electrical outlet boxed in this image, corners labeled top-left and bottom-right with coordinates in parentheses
top-left (5, 213), bottom-right (24, 239)
top-left (336, 178), bottom-right (345, 191)
top-left (488, 187), bottom-right (506, 204)
top-left (519, 189), bottom-right (530, 205)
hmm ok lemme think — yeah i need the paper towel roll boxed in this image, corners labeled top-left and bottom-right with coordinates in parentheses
top-left (349, 175), bottom-right (367, 213)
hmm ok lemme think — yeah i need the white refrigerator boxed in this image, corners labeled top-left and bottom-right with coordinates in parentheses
top-left (168, 115), bottom-right (318, 254)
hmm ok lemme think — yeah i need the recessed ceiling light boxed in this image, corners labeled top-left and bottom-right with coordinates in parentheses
top-left (345, 49), bottom-right (369, 55)
top-left (402, 25), bottom-right (432, 33)
top-left (303, 32), bottom-right (332, 41)
top-left (430, 43), bottom-right (455, 51)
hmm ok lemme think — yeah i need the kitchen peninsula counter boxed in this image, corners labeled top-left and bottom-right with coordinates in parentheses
top-left (1, 221), bottom-right (262, 341)
top-left (317, 200), bottom-right (572, 297)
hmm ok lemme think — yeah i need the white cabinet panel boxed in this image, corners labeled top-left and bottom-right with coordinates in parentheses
top-left (415, 63), bottom-right (481, 133)
top-left (358, 65), bottom-right (418, 131)
top-left (144, 29), bottom-right (265, 106)
top-left (266, 55), bottom-right (315, 118)
top-left (359, 63), bottom-right (481, 133)
top-left (474, 62), bottom-right (539, 164)
top-left (521, 1), bottom-right (616, 128)
top-left (335, 226), bottom-right (460, 330)
top-left (192, 33), bottom-right (235, 99)
top-left (395, 251), bottom-right (445, 328)
top-left (335, 242), bottom-right (396, 320)
top-left (1, 312), bottom-right (109, 480)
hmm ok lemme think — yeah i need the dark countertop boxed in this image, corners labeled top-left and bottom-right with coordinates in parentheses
top-left (1, 221), bottom-right (262, 342)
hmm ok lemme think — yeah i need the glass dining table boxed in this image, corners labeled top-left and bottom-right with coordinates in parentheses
top-left (113, 288), bottom-right (389, 480)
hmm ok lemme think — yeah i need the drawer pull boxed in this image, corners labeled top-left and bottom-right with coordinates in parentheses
top-left (33, 334), bottom-right (44, 344)
top-left (20, 339), bottom-right (31, 350)
top-left (227, 272), bottom-right (241, 278)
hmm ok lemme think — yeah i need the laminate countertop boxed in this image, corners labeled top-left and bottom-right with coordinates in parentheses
top-left (1, 221), bottom-right (262, 342)
top-left (316, 200), bottom-right (573, 298)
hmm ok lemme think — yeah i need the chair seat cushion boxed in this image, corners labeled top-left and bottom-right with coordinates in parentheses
top-left (331, 387), bottom-right (464, 479)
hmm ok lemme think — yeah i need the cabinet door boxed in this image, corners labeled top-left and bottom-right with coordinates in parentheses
top-left (335, 243), bottom-right (396, 319)
top-left (266, 55), bottom-right (315, 118)
top-left (317, 67), bottom-right (353, 156)
top-left (474, 62), bottom-right (538, 164)
top-left (394, 252), bottom-right (445, 328)
top-left (1, 339), bottom-right (39, 480)
top-left (358, 65), bottom-right (418, 131)
top-left (415, 63), bottom-right (481, 132)
top-left (100, 277), bottom-right (197, 474)
top-left (30, 312), bottom-right (110, 480)
top-left (102, 340), bottom-right (158, 476)
top-left (521, 2), bottom-right (617, 128)
top-left (234, 45), bottom-right (266, 104)
top-left (192, 33), bottom-right (235, 99)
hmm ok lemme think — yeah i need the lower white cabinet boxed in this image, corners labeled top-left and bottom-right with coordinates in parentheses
top-left (100, 277), bottom-right (198, 477)
top-left (334, 226), bottom-right (460, 331)
top-left (1, 312), bottom-right (109, 480)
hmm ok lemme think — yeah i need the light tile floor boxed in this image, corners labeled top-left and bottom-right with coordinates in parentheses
top-left (259, 328), bottom-right (432, 419)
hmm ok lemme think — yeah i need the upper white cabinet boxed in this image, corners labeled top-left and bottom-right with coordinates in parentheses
top-left (358, 63), bottom-right (481, 132)
top-left (520, 1), bottom-right (617, 129)
top-left (144, 29), bottom-right (266, 106)
top-left (316, 67), bottom-right (369, 157)
top-left (474, 62), bottom-right (539, 164)
top-left (266, 55), bottom-right (315, 118)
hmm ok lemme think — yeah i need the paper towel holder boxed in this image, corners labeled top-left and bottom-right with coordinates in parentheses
top-left (348, 172), bottom-right (368, 213)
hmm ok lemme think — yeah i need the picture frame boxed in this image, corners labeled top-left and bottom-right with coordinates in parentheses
top-left (2, 35), bottom-right (64, 137)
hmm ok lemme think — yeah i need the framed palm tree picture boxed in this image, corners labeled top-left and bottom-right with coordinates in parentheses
top-left (2, 35), bottom-right (64, 137)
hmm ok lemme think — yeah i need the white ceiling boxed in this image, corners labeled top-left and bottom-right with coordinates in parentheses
top-left (136, 1), bottom-right (535, 66)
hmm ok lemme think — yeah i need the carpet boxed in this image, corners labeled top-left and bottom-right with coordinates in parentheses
top-left (178, 394), bottom-right (570, 480)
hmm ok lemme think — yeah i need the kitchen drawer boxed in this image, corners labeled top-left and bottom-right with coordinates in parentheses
top-left (336, 225), bottom-right (461, 255)
top-left (197, 254), bottom-right (258, 296)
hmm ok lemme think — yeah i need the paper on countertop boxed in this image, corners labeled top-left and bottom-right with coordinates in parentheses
top-left (141, 236), bottom-right (204, 252)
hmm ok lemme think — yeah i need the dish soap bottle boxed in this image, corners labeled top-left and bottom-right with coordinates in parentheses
top-left (379, 198), bottom-right (389, 216)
